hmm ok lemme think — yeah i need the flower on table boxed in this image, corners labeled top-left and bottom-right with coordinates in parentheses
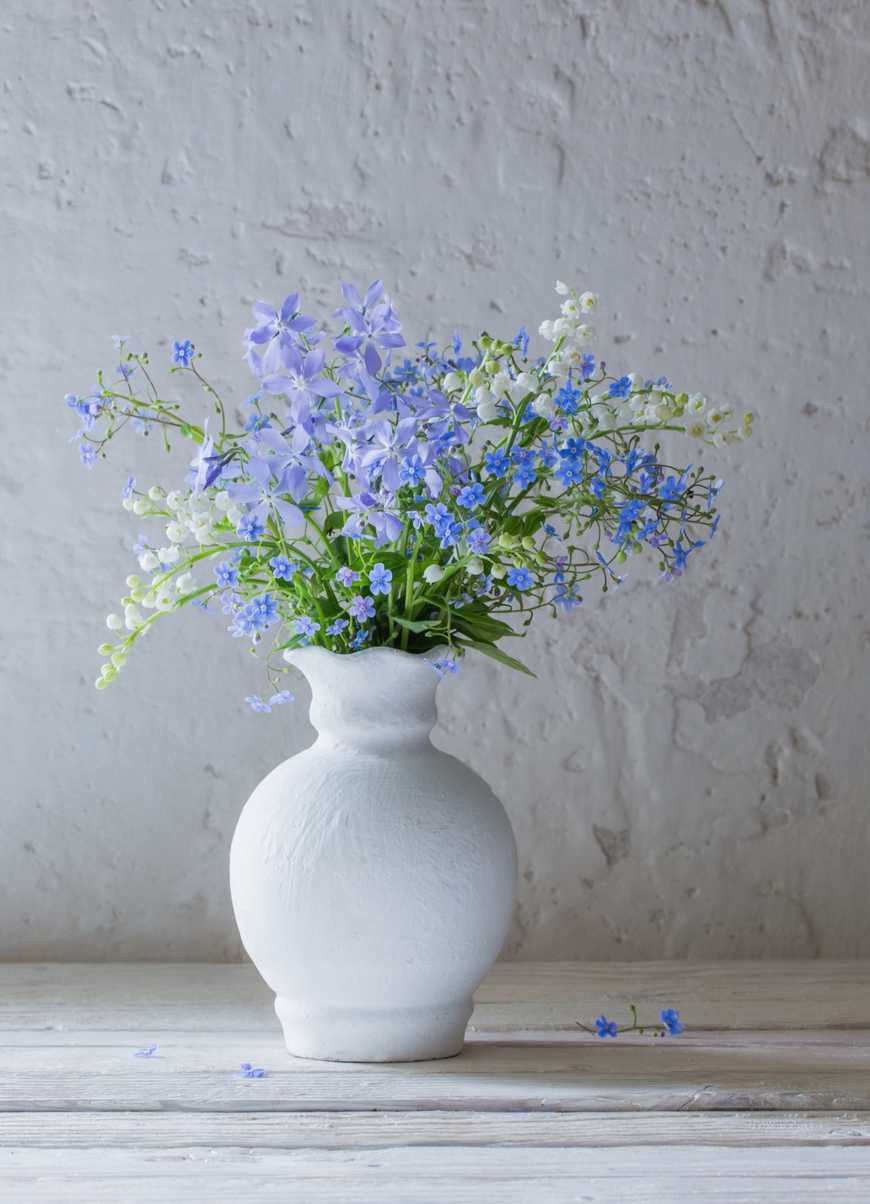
top-left (660, 1008), bottom-right (683, 1036)
top-left (594, 1015), bottom-right (619, 1039)
top-left (240, 1062), bottom-right (266, 1078)
top-left (506, 566), bottom-right (534, 591)
top-left (347, 594), bottom-right (376, 622)
top-left (368, 563), bottom-right (392, 596)
top-left (79, 441), bottom-right (98, 467)
top-left (133, 1043), bottom-right (159, 1058)
top-left (246, 690), bottom-right (294, 714)
top-left (172, 339), bottom-right (195, 367)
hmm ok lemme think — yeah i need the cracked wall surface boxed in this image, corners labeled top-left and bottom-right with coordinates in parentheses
top-left (1, 0), bottom-right (868, 960)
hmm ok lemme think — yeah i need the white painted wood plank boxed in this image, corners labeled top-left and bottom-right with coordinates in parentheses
top-left (3, 1145), bottom-right (870, 1203)
top-left (3, 1109), bottom-right (870, 1149)
top-left (4, 962), bottom-right (870, 1031)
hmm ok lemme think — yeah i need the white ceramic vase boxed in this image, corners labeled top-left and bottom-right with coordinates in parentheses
top-left (229, 646), bottom-right (517, 1063)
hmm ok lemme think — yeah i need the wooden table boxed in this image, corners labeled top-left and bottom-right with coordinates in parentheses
top-left (2, 962), bottom-right (870, 1201)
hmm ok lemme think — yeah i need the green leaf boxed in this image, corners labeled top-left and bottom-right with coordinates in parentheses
top-left (454, 638), bottom-right (536, 676)
top-left (393, 617), bottom-right (443, 634)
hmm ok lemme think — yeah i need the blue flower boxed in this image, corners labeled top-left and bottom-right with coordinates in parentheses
top-left (559, 437), bottom-right (586, 462)
top-left (466, 526), bottom-right (492, 555)
top-left (269, 555), bottom-right (299, 582)
top-left (246, 695), bottom-right (272, 713)
top-left (514, 462), bottom-right (537, 488)
top-left (579, 352), bottom-right (596, 379)
top-left (133, 1043), bottom-right (158, 1058)
top-left (457, 482), bottom-right (485, 510)
top-left (122, 476), bottom-right (136, 500)
top-left (240, 1062), bottom-right (266, 1078)
top-left (594, 1015), bottom-right (619, 1038)
top-left (555, 381), bottom-right (581, 415)
top-left (335, 566), bottom-right (360, 588)
top-left (350, 627), bottom-right (371, 650)
top-left (368, 563), bottom-right (393, 596)
top-left (608, 375), bottom-right (632, 399)
top-left (79, 441), bottom-right (98, 467)
top-left (399, 454), bottom-right (426, 486)
top-left (484, 449), bottom-right (511, 479)
top-left (326, 617), bottom-right (349, 636)
top-left (293, 615), bottom-right (321, 642)
top-left (215, 561), bottom-right (239, 589)
top-left (555, 459), bottom-right (583, 487)
top-left (513, 325), bottom-right (530, 358)
top-left (237, 514), bottom-right (265, 542)
top-left (659, 471), bottom-right (689, 502)
top-left (506, 566), bottom-right (534, 591)
top-left (346, 594), bottom-right (376, 622)
top-left (172, 339), bottom-right (195, 367)
top-left (660, 1008), bottom-right (683, 1036)
top-left (430, 656), bottom-right (459, 677)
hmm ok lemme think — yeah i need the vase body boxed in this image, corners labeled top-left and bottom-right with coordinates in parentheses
top-left (229, 646), bottom-right (517, 1062)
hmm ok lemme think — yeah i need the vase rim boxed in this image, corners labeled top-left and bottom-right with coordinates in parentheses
top-left (284, 644), bottom-right (448, 669)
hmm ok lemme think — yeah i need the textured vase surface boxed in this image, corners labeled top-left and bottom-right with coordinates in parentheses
top-left (229, 646), bottom-right (518, 1062)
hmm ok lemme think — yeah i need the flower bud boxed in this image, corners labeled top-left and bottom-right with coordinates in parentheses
top-left (466, 556), bottom-right (484, 575)
top-left (125, 574), bottom-right (142, 589)
top-left (166, 490), bottom-right (183, 510)
top-left (166, 522), bottom-right (185, 543)
top-left (443, 371), bottom-right (462, 393)
top-left (490, 563), bottom-right (507, 579)
top-left (111, 651), bottom-right (128, 668)
top-left (423, 564), bottom-right (444, 584)
top-left (98, 642), bottom-right (114, 655)
top-left (106, 614), bottom-right (123, 631)
top-left (555, 280), bottom-right (570, 296)
top-left (132, 499), bottom-right (149, 516)
top-left (497, 533), bottom-right (519, 550)
top-left (477, 400), bottom-right (500, 423)
top-left (139, 551), bottom-right (158, 572)
top-left (148, 485), bottom-right (165, 502)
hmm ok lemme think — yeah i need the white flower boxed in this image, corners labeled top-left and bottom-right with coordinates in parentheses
top-left (553, 316), bottom-right (572, 337)
top-left (124, 604), bottom-right (143, 630)
top-left (687, 419), bottom-right (706, 439)
top-left (423, 564), bottom-right (444, 584)
top-left (578, 291), bottom-right (598, 312)
top-left (155, 589), bottom-right (175, 611)
top-left (138, 551), bottom-right (158, 572)
top-left (443, 371), bottom-right (463, 393)
top-left (561, 298), bottom-right (580, 319)
top-left (555, 280), bottom-right (570, 295)
top-left (132, 499), bottom-right (149, 516)
top-left (473, 385), bottom-right (493, 409)
top-left (165, 521), bottom-right (185, 543)
top-left (166, 490), bottom-right (183, 510)
top-left (175, 572), bottom-right (194, 594)
top-left (538, 319), bottom-right (555, 341)
top-left (568, 323), bottom-right (594, 346)
top-left (687, 393), bottom-right (706, 415)
top-left (213, 491), bottom-right (231, 512)
top-left (106, 613), bottom-right (123, 631)
top-left (158, 545), bottom-right (180, 564)
top-left (477, 399), bottom-right (500, 422)
top-left (122, 497), bottom-right (135, 512)
top-left (490, 371), bottom-right (511, 396)
top-left (707, 407), bottom-right (725, 426)
top-left (466, 556), bottom-right (484, 575)
top-left (147, 485), bottom-right (164, 502)
top-left (531, 393), bottom-right (556, 418)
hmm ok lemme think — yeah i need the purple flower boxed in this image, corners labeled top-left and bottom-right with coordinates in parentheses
top-left (261, 344), bottom-right (339, 419)
top-left (399, 454), bottom-right (426, 486)
top-left (246, 293), bottom-right (317, 373)
top-left (227, 457), bottom-right (306, 539)
top-left (457, 482), bottom-right (485, 510)
top-left (335, 566), bottom-right (360, 588)
top-left (231, 594), bottom-right (280, 638)
top-left (595, 1015), bottom-right (619, 1038)
top-left (506, 566), bottom-right (534, 591)
top-left (293, 615), bottom-right (321, 643)
top-left (333, 280), bottom-right (405, 375)
top-left (172, 339), bottom-right (195, 367)
top-left (368, 563), bottom-right (392, 596)
top-left (326, 617), bottom-right (349, 636)
top-left (346, 594), bottom-right (376, 622)
top-left (269, 555), bottom-right (299, 581)
top-left (580, 352), bottom-right (596, 379)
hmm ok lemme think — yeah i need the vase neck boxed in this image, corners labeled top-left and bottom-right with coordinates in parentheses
top-left (290, 647), bottom-right (439, 752)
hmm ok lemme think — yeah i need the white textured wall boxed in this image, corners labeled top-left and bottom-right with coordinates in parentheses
top-left (2, 0), bottom-right (868, 960)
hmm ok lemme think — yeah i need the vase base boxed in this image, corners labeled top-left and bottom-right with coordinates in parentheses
top-left (274, 995), bottom-right (473, 1063)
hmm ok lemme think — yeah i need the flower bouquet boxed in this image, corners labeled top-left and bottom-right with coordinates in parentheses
top-left (67, 278), bottom-right (750, 1062)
